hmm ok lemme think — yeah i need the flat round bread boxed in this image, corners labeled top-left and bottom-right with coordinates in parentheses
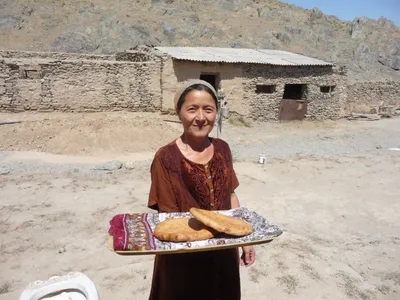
top-left (190, 208), bottom-right (253, 236)
top-left (154, 218), bottom-right (216, 242)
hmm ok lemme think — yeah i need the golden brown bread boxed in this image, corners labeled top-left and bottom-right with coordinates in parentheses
top-left (154, 218), bottom-right (216, 242)
top-left (190, 207), bottom-right (253, 236)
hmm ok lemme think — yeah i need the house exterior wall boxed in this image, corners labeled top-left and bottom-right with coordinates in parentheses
top-left (243, 65), bottom-right (347, 121)
top-left (0, 56), bottom-right (161, 112)
top-left (161, 59), bottom-right (245, 114)
top-left (163, 60), bottom-right (347, 120)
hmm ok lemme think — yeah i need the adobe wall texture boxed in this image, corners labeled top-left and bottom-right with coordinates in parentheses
top-left (0, 56), bottom-right (161, 112)
top-left (162, 60), bottom-right (245, 114)
top-left (243, 65), bottom-right (347, 121)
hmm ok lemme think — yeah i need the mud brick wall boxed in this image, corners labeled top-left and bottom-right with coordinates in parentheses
top-left (0, 58), bottom-right (161, 112)
top-left (346, 81), bottom-right (400, 113)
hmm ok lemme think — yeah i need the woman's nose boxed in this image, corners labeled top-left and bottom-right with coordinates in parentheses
top-left (196, 110), bottom-right (205, 121)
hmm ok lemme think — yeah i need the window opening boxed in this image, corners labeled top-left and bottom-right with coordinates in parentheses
top-left (320, 86), bottom-right (336, 93)
top-left (256, 85), bottom-right (276, 94)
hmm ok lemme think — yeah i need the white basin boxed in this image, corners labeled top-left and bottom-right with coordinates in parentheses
top-left (19, 272), bottom-right (99, 300)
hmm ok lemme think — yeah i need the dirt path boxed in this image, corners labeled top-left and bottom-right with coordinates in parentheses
top-left (0, 113), bottom-right (399, 299)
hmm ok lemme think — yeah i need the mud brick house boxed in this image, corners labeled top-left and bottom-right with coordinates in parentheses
top-left (122, 46), bottom-right (347, 121)
top-left (1, 46), bottom-right (351, 120)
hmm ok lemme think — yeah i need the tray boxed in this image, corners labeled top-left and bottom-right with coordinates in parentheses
top-left (108, 207), bottom-right (283, 255)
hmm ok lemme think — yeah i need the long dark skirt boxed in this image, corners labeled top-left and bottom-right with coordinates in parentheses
top-left (149, 249), bottom-right (240, 300)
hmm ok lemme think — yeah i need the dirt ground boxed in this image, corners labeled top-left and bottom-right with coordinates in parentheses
top-left (0, 112), bottom-right (399, 300)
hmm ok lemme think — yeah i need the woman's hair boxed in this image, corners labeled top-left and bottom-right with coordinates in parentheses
top-left (176, 84), bottom-right (218, 112)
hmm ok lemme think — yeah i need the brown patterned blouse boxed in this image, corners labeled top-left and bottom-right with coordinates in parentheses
top-left (147, 138), bottom-right (241, 300)
top-left (148, 138), bottom-right (239, 213)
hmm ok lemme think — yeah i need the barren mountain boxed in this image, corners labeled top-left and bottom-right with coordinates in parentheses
top-left (1, 0), bottom-right (399, 81)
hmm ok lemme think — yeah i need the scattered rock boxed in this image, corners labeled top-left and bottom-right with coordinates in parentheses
top-left (77, 3), bottom-right (99, 15)
top-left (0, 167), bottom-right (11, 175)
top-left (124, 161), bottom-right (136, 170)
top-left (152, 0), bottom-right (175, 4)
top-left (121, 25), bottom-right (155, 48)
top-left (389, 57), bottom-right (400, 70)
top-left (369, 108), bottom-right (377, 114)
top-left (52, 31), bottom-right (99, 53)
top-left (0, 14), bottom-right (21, 29)
top-left (257, 7), bottom-right (271, 18)
top-left (216, 0), bottom-right (241, 11)
top-left (347, 113), bottom-right (380, 121)
top-left (274, 32), bottom-right (291, 44)
top-left (378, 39), bottom-right (400, 70)
top-left (199, 27), bottom-right (225, 40)
top-left (285, 27), bottom-right (302, 35)
top-left (354, 43), bottom-right (374, 69)
top-left (378, 17), bottom-right (395, 29)
top-left (58, 247), bottom-right (66, 254)
top-left (93, 160), bottom-right (123, 171)
top-left (21, 6), bottom-right (35, 16)
top-left (350, 16), bottom-right (370, 39)
top-left (161, 21), bottom-right (177, 41)
top-left (308, 7), bottom-right (324, 24)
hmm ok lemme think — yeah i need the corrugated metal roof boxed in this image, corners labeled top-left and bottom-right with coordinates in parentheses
top-left (155, 47), bottom-right (332, 66)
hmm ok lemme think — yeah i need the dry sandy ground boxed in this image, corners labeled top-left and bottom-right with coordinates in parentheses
top-left (0, 112), bottom-right (399, 300)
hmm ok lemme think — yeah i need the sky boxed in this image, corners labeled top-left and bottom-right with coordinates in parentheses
top-left (283, 0), bottom-right (400, 26)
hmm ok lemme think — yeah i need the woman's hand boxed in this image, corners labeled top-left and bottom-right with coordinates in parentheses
top-left (240, 246), bottom-right (255, 266)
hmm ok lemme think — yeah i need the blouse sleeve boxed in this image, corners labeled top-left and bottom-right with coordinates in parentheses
top-left (148, 153), bottom-right (180, 213)
top-left (227, 144), bottom-right (239, 192)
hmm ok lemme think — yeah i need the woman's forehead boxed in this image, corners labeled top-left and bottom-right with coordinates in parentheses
top-left (183, 90), bottom-right (216, 104)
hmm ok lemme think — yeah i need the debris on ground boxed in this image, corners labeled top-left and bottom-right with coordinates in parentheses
top-left (93, 160), bottom-right (123, 171)
top-left (347, 113), bottom-right (381, 121)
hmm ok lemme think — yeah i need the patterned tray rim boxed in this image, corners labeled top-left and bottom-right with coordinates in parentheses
top-left (107, 235), bottom-right (280, 255)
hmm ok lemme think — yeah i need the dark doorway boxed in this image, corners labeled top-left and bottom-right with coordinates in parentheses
top-left (280, 84), bottom-right (308, 121)
top-left (200, 74), bottom-right (218, 90)
top-left (283, 84), bottom-right (307, 100)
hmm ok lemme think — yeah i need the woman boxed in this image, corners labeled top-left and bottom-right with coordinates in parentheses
top-left (148, 79), bottom-right (255, 300)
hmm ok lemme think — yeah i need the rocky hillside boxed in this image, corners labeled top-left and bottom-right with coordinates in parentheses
top-left (1, 0), bottom-right (399, 81)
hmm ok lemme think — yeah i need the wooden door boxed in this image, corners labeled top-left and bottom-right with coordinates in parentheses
top-left (279, 99), bottom-right (307, 121)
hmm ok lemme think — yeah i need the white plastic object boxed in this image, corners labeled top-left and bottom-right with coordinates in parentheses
top-left (19, 272), bottom-right (99, 300)
top-left (258, 154), bottom-right (266, 164)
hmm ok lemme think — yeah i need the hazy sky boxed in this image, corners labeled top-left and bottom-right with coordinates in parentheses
top-left (283, 0), bottom-right (400, 26)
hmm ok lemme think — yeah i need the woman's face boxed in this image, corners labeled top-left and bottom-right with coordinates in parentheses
top-left (178, 89), bottom-right (217, 139)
